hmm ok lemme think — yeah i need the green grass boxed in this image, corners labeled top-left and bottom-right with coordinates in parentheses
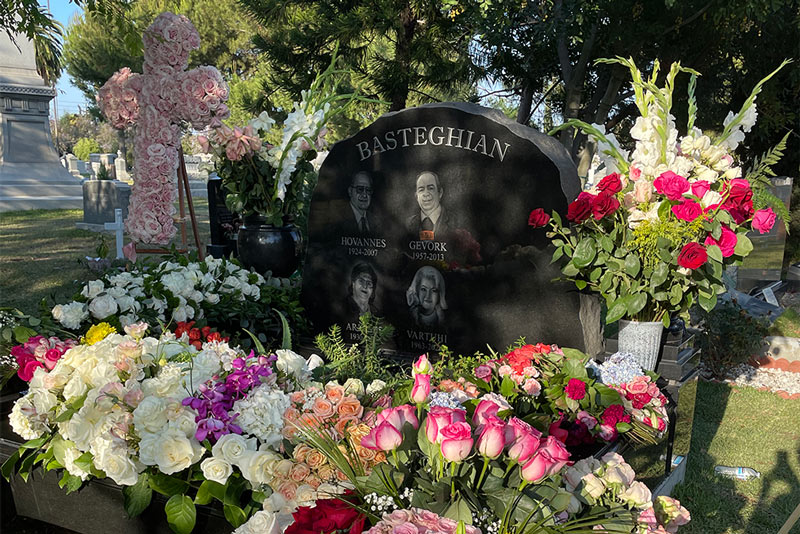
top-left (673, 380), bottom-right (800, 534)
top-left (0, 201), bottom-right (211, 314)
top-left (769, 308), bottom-right (800, 338)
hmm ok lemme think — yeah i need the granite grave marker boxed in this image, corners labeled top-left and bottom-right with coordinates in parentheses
top-left (206, 175), bottom-right (239, 258)
top-left (302, 102), bottom-right (594, 355)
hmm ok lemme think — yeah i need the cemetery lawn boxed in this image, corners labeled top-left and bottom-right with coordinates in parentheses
top-left (673, 380), bottom-right (800, 534)
top-left (0, 202), bottom-right (210, 314)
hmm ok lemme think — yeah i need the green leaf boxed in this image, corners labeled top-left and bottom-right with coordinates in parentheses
top-left (706, 244), bottom-right (723, 264)
top-left (274, 310), bottom-right (292, 350)
top-left (627, 293), bottom-right (647, 316)
top-left (1, 450), bottom-right (21, 481)
top-left (606, 297), bottom-right (629, 323)
top-left (12, 325), bottom-right (37, 344)
top-left (662, 314), bottom-right (671, 328)
top-left (223, 504), bottom-right (248, 528)
top-left (165, 495), bottom-right (196, 534)
top-left (572, 237), bottom-right (597, 268)
top-left (148, 472), bottom-right (190, 497)
top-left (657, 200), bottom-right (671, 221)
top-left (500, 376), bottom-right (516, 397)
top-left (624, 254), bottom-right (641, 277)
top-left (734, 233), bottom-right (754, 256)
top-left (564, 357), bottom-right (587, 378)
top-left (551, 247), bottom-right (564, 263)
top-left (698, 292), bottom-right (717, 312)
top-left (651, 263), bottom-right (668, 287)
top-left (444, 498), bottom-right (473, 524)
top-left (195, 480), bottom-right (225, 505)
top-left (575, 280), bottom-right (587, 290)
top-left (600, 235), bottom-right (614, 252)
top-left (561, 262), bottom-right (579, 277)
top-left (59, 471), bottom-right (84, 494)
top-left (616, 422), bottom-right (633, 432)
top-left (123, 473), bottom-right (152, 518)
top-left (589, 267), bottom-right (603, 282)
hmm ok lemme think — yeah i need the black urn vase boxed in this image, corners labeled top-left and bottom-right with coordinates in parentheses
top-left (236, 215), bottom-right (302, 277)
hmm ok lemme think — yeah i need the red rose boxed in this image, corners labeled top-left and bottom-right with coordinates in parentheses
top-left (567, 192), bottom-right (594, 223)
top-left (527, 208), bottom-right (551, 228)
top-left (596, 172), bottom-right (623, 194)
top-left (721, 178), bottom-right (754, 223)
top-left (752, 208), bottom-right (777, 234)
top-left (201, 326), bottom-right (211, 339)
top-left (286, 497), bottom-right (364, 534)
top-left (602, 404), bottom-right (626, 426)
top-left (565, 378), bottom-right (587, 400)
top-left (677, 242), bottom-right (708, 269)
top-left (632, 393), bottom-right (651, 409)
top-left (690, 180), bottom-right (711, 199)
top-left (591, 191), bottom-right (620, 220)
top-left (188, 328), bottom-right (202, 341)
top-left (654, 171), bottom-right (690, 200)
top-left (671, 200), bottom-right (702, 222)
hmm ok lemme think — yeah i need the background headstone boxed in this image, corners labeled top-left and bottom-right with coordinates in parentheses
top-left (206, 176), bottom-right (238, 258)
top-left (0, 30), bottom-right (82, 211)
top-left (302, 102), bottom-right (592, 355)
top-left (115, 150), bottom-right (129, 181)
top-left (83, 180), bottom-right (131, 224)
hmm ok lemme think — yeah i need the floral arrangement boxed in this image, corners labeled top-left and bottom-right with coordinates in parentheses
top-left (10, 334), bottom-right (77, 381)
top-left (530, 58), bottom-right (790, 326)
top-left (200, 52), bottom-right (365, 225)
top-left (49, 256), bottom-right (299, 343)
top-left (98, 12), bottom-right (230, 244)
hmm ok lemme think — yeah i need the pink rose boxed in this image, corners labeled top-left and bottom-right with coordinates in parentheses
top-left (540, 435), bottom-right (570, 474)
top-left (633, 179), bottom-right (654, 203)
top-left (752, 208), bottom-right (776, 234)
top-left (521, 449), bottom-right (554, 482)
top-left (18, 359), bottom-right (44, 382)
top-left (473, 399), bottom-right (501, 427)
top-left (411, 373), bottom-right (431, 404)
top-left (506, 419), bottom-right (541, 463)
top-left (474, 365), bottom-right (492, 380)
top-left (361, 420), bottom-right (403, 451)
top-left (703, 225), bottom-right (737, 257)
top-left (522, 378), bottom-right (541, 395)
top-left (425, 406), bottom-right (466, 444)
top-left (43, 348), bottom-right (62, 370)
top-left (476, 416), bottom-right (506, 458)
top-left (377, 405), bottom-right (419, 431)
top-left (653, 171), bottom-right (690, 200)
top-left (625, 379), bottom-right (649, 395)
top-left (577, 410), bottom-right (597, 430)
top-left (440, 422), bottom-right (473, 462)
top-left (629, 166), bottom-right (642, 181)
top-left (671, 200), bottom-right (702, 222)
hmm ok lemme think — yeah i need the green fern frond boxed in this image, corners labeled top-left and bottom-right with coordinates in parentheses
top-left (746, 131), bottom-right (790, 187)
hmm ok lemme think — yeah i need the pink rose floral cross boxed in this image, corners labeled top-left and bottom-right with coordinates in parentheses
top-left (97, 12), bottom-right (230, 244)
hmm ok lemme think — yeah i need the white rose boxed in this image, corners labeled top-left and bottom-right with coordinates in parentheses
top-left (201, 457), bottom-right (233, 484)
top-left (64, 412), bottom-right (95, 450)
top-left (139, 428), bottom-right (203, 474)
top-left (212, 433), bottom-right (253, 465)
top-left (234, 510), bottom-right (283, 534)
top-left (275, 349), bottom-right (306, 378)
top-left (701, 190), bottom-right (723, 209)
top-left (620, 481), bottom-right (652, 508)
top-left (96, 447), bottom-right (139, 486)
top-left (342, 378), bottom-right (365, 397)
top-left (239, 450), bottom-right (281, 486)
top-left (168, 407), bottom-right (199, 437)
top-left (82, 280), bottom-right (105, 299)
top-left (294, 484), bottom-right (316, 505)
top-left (115, 295), bottom-right (137, 313)
top-left (172, 305), bottom-right (188, 323)
top-left (205, 293), bottom-right (220, 304)
top-left (366, 379), bottom-right (387, 396)
top-left (133, 396), bottom-right (168, 433)
top-left (52, 302), bottom-right (89, 329)
top-left (31, 390), bottom-right (57, 415)
top-left (106, 286), bottom-right (126, 299)
top-left (603, 463), bottom-right (636, 486)
top-left (581, 473), bottom-right (607, 501)
top-left (89, 294), bottom-right (118, 319)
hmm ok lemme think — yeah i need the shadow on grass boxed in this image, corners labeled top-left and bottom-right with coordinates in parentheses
top-left (674, 380), bottom-right (800, 534)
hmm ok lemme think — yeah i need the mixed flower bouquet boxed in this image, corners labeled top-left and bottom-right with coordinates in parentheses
top-left (49, 255), bottom-right (301, 344)
top-left (529, 58), bottom-right (790, 326)
top-left (200, 52), bottom-right (368, 225)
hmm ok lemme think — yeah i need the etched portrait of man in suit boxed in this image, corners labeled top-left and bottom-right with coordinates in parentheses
top-left (407, 171), bottom-right (451, 241)
top-left (345, 171), bottom-right (375, 235)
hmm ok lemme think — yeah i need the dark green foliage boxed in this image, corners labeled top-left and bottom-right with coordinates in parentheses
top-left (314, 313), bottom-right (394, 382)
top-left (699, 299), bottom-right (769, 379)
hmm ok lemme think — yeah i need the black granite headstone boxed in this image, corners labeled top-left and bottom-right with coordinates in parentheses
top-left (207, 176), bottom-right (239, 258)
top-left (301, 102), bottom-right (588, 355)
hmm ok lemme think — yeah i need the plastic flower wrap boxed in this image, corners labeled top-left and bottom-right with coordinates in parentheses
top-left (533, 58), bottom-right (790, 327)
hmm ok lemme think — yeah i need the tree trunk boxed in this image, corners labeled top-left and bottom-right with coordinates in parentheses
top-left (390, 3), bottom-right (417, 112)
top-left (516, 82), bottom-right (534, 124)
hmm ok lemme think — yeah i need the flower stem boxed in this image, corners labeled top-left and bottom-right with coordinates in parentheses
top-left (475, 456), bottom-right (490, 492)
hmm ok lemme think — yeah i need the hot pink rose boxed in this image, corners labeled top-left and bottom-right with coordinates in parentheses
top-left (752, 208), bottom-right (776, 234)
top-left (426, 406), bottom-right (466, 444)
top-left (520, 449), bottom-right (554, 482)
top-left (654, 171), bottom-right (690, 200)
top-left (476, 416), bottom-right (506, 459)
top-left (440, 422), bottom-right (473, 462)
top-left (411, 373), bottom-right (431, 404)
top-left (703, 225), bottom-right (738, 257)
top-left (19, 359), bottom-right (44, 382)
top-left (671, 200), bottom-right (702, 222)
top-left (690, 180), bottom-right (711, 199)
top-left (540, 435), bottom-right (570, 474)
top-left (506, 419), bottom-right (541, 463)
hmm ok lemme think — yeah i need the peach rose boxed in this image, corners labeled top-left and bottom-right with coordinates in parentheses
top-left (334, 416), bottom-right (359, 437)
top-left (284, 407), bottom-right (300, 422)
top-left (317, 465), bottom-right (335, 482)
top-left (290, 391), bottom-right (305, 403)
top-left (305, 475), bottom-right (322, 489)
top-left (357, 446), bottom-right (376, 461)
top-left (337, 397), bottom-right (364, 419)
top-left (312, 397), bottom-right (335, 419)
top-left (336, 469), bottom-right (349, 481)
top-left (305, 449), bottom-right (326, 469)
top-left (274, 459), bottom-right (294, 478)
top-left (300, 413), bottom-right (321, 428)
top-left (293, 444), bottom-right (312, 463)
top-left (325, 385), bottom-right (345, 405)
top-left (289, 462), bottom-right (311, 483)
top-left (374, 452), bottom-right (387, 464)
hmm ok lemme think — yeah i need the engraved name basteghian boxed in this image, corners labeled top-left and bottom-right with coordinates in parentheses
top-left (356, 126), bottom-right (511, 162)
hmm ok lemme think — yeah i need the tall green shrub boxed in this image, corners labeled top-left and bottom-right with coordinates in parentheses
top-left (73, 137), bottom-right (100, 161)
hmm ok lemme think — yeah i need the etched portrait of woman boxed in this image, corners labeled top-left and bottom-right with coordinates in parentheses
top-left (347, 262), bottom-right (378, 319)
top-left (406, 265), bottom-right (447, 328)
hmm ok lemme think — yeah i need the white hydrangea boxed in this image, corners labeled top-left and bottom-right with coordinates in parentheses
top-left (232, 384), bottom-right (290, 448)
top-left (9, 395), bottom-right (49, 440)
